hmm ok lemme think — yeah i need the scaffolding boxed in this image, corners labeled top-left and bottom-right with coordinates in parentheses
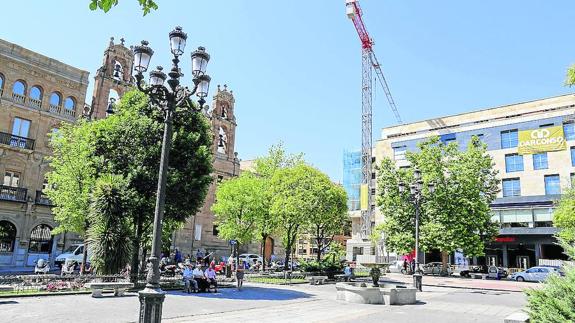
top-left (343, 150), bottom-right (362, 211)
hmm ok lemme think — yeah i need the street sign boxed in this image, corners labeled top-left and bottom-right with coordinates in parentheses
top-left (229, 240), bottom-right (237, 245)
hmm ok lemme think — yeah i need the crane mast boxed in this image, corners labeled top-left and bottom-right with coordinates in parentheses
top-left (346, 0), bottom-right (402, 239)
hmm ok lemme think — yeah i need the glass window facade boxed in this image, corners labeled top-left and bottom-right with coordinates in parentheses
top-left (393, 146), bottom-right (407, 161)
top-left (571, 147), bottom-right (575, 167)
top-left (500, 129), bottom-right (518, 149)
top-left (564, 123), bottom-right (575, 141)
top-left (532, 153), bottom-right (548, 170)
top-left (544, 175), bottom-right (561, 195)
top-left (502, 178), bottom-right (521, 197)
top-left (505, 154), bottom-right (524, 172)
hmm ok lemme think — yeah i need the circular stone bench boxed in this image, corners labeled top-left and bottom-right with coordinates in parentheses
top-left (85, 282), bottom-right (134, 298)
top-left (335, 282), bottom-right (417, 305)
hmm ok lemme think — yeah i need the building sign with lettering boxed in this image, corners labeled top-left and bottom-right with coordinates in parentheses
top-left (360, 184), bottom-right (368, 211)
top-left (518, 126), bottom-right (566, 155)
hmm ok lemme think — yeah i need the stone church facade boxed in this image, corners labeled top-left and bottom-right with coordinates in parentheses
top-left (89, 39), bottom-right (241, 261)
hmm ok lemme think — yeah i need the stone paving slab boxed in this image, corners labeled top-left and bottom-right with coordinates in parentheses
top-left (0, 281), bottom-right (527, 323)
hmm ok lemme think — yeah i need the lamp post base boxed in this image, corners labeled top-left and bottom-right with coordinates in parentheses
top-left (138, 287), bottom-right (166, 323)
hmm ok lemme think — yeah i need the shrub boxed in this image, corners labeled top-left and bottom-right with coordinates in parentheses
top-left (526, 241), bottom-right (575, 322)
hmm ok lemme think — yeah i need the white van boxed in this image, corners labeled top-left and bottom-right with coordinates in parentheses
top-left (54, 244), bottom-right (91, 267)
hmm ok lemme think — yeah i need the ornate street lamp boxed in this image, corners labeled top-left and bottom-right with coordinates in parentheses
top-left (398, 167), bottom-right (434, 292)
top-left (133, 26), bottom-right (211, 323)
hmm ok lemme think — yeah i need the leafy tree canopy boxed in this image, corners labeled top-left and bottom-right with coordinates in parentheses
top-left (89, 0), bottom-right (158, 15)
top-left (374, 136), bottom-right (500, 259)
top-left (212, 172), bottom-right (267, 245)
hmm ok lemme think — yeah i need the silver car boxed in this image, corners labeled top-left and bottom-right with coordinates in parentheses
top-left (509, 266), bottom-right (561, 282)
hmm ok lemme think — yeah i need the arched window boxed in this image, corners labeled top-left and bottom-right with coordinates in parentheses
top-left (28, 224), bottom-right (53, 253)
top-left (221, 104), bottom-right (228, 119)
top-left (217, 127), bottom-right (227, 154)
top-left (0, 73), bottom-right (4, 93)
top-left (12, 80), bottom-right (26, 103)
top-left (64, 97), bottom-right (76, 110)
top-left (29, 86), bottom-right (43, 109)
top-left (30, 86), bottom-right (42, 100)
top-left (0, 220), bottom-right (17, 252)
top-left (49, 92), bottom-right (61, 107)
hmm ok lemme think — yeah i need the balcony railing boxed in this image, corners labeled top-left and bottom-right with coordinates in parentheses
top-left (0, 185), bottom-right (27, 202)
top-left (49, 104), bottom-right (62, 114)
top-left (62, 107), bottom-right (76, 118)
top-left (12, 93), bottom-right (25, 104)
top-left (28, 98), bottom-right (42, 110)
top-left (0, 131), bottom-right (35, 150)
top-left (35, 191), bottom-right (52, 206)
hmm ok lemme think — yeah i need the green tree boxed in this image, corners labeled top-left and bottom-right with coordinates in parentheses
top-left (46, 120), bottom-right (100, 273)
top-left (253, 143), bottom-right (303, 268)
top-left (89, 0), bottom-right (158, 15)
top-left (47, 90), bottom-right (213, 281)
top-left (526, 210), bottom-right (575, 323)
top-left (553, 187), bottom-right (575, 245)
top-left (566, 65), bottom-right (575, 86)
top-left (305, 179), bottom-right (348, 261)
top-left (212, 172), bottom-right (267, 260)
top-left (270, 164), bottom-right (332, 270)
top-left (87, 174), bottom-right (133, 275)
top-left (374, 136), bottom-right (500, 273)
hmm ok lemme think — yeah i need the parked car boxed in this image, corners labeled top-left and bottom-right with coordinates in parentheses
top-left (55, 244), bottom-right (91, 268)
top-left (238, 254), bottom-right (263, 266)
top-left (509, 266), bottom-right (562, 282)
top-left (422, 262), bottom-right (453, 276)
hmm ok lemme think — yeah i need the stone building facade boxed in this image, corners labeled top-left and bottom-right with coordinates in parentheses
top-left (0, 38), bottom-right (89, 267)
top-left (173, 84), bottom-right (240, 260)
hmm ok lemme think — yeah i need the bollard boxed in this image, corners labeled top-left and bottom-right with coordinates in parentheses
top-left (413, 273), bottom-right (422, 292)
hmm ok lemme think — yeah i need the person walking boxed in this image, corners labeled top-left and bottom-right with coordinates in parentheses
top-left (234, 259), bottom-right (245, 290)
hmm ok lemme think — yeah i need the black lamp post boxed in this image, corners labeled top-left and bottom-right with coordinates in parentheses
top-left (133, 26), bottom-right (211, 323)
top-left (398, 168), bottom-right (434, 292)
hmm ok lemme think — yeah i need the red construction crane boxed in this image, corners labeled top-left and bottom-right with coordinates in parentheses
top-left (346, 0), bottom-right (402, 239)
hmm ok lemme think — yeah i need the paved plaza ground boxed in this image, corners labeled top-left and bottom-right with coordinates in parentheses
top-left (0, 275), bottom-right (531, 323)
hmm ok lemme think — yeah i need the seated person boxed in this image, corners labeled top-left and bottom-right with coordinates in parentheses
top-left (204, 264), bottom-right (218, 293)
top-left (182, 264), bottom-right (198, 293)
top-left (193, 265), bottom-right (208, 292)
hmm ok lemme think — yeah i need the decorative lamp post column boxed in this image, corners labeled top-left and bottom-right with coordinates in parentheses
top-left (398, 168), bottom-right (434, 292)
top-left (132, 26), bottom-right (211, 323)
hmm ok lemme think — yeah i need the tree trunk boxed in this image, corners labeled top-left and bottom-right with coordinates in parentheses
top-left (441, 251), bottom-right (450, 276)
top-left (80, 237), bottom-right (89, 275)
top-left (80, 219), bottom-right (89, 275)
top-left (284, 234), bottom-right (292, 271)
top-left (130, 220), bottom-right (142, 283)
top-left (316, 234), bottom-right (323, 262)
top-left (140, 247), bottom-right (148, 276)
top-left (261, 234), bottom-right (267, 271)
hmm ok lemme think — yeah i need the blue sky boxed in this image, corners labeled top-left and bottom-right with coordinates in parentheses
top-left (3, 1), bottom-right (575, 181)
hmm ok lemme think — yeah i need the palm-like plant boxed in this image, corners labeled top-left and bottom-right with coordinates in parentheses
top-left (87, 174), bottom-right (133, 275)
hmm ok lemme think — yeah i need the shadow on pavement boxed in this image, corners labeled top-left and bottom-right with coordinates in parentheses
top-left (166, 286), bottom-right (312, 301)
top-left (0, 301), bottom-right (19, 305)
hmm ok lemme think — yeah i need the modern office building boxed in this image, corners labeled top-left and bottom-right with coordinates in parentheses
top-left (348, 94), bottom-right (575, 269)
top-left (0, 38), bottom-right (89, 268)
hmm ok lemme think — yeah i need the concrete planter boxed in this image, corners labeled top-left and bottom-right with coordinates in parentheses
top-left (335, 282), bottom-right (417, 305)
